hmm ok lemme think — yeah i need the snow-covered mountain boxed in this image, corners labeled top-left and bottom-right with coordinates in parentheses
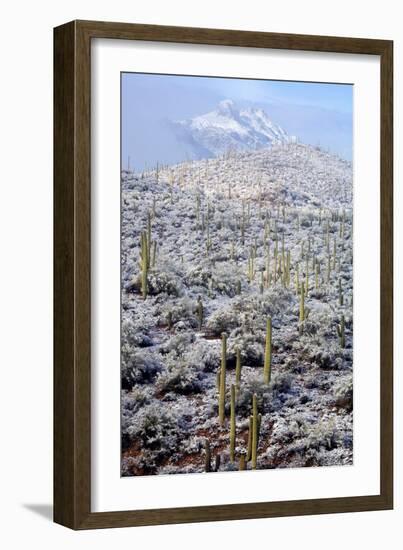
top-left (172, 99), bottom-right (292, 157)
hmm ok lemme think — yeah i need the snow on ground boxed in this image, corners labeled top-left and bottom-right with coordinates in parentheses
top-left (121, 142), bottom-right (353, 476)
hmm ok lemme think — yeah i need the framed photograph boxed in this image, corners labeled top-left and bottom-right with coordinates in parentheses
top-left (54, 20), bottom-right (393, 529)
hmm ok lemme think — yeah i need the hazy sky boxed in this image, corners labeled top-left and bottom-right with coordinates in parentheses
top-left (121, 72), bottom-right (353, 171)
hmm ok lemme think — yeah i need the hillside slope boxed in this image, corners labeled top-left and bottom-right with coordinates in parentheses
top-left (121, 143), bottom-right (353, 476)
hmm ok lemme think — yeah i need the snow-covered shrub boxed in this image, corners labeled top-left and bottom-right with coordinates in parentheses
top-left (210, 262), bottom-right (243, 296)
top-left (205, 305), bottom-right (239, 336)
top-left (124, 402), bottom-right (181, 456)
top-left (156, 297), bottom-right (198, 329)
top-left (155, 363), bottom-right (202, 395)
top-left (333, 376), bottom-right (353, 411)
top-left (121, 315), bottom-right (154, 348)
top-left (303, 419), bottom-right (339, 451)
top-left (159, 333), bottom-right (195, 356)
top-left (147, 267), bottom-right (182, 296)
top-left (121, 450), bottom-right (158, 476)
top-left (298, 338), bottom-right (345, 370)
top-left (121, 348), bottom-right (163, 388)
top-left (228, 330), bottom-right (264, 367)
top-left (235, 374), bottom-right (273, 415)
top-left (186, 339), bottom-right (220, 372)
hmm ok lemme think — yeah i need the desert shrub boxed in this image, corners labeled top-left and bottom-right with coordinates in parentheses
top-left (147, 267), bottom-right (182, 296)
top-left (228, 331), bottom-right (264, 367)
top-left (157, 297), bottom-right (198, 329)
top-left (159, 333), bottom-right (195, 356)
top-left (235, 373), bottom-right (287, 416)
top-left (205, 305), bottom-right (239, 336)
top-left (121, 387), bottom-right (153, 448)
top-left (155, 363), bottom-right (202, 395)
top-left (210, 262), bottom-right (243, 296)
top-left (259, 287), bottom-right (294, 316)
top-left (121, 348), bottom-right (163, 388)
top-left (180, 436), bottom-right (204, 454)
top-left (121, 387), bottom-right (151, 415)
top-left (186, 339), bottom-right (220, 372)
top-left (124, 402), bottom-right (181, 457)
top-left (333, 376), bottom-right (353, 411)
top-left (271, 372), bottom-right (292, 393)
top-left (121, 315), bottom-right (154, 348)
top-left (184, 262), bottom-right (213, 288)
top-left (302, 419), bottom-right (340, 451)
top-left (297, 339), bottom-right (345, 370)
top-left (121, 450), bottom-right (158, 476)
top-left (270, 415), bottom-right (308, 446)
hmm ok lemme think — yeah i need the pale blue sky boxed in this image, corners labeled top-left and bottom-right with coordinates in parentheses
top-left (121, 73), bottom-right (353, 171)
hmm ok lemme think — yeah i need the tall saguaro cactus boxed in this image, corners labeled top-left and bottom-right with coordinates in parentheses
top-left (219, 333), bottom-right (227, 426)
top-left (246, 415), bottom-right (253, 462)
top-left (147, 211), bottom-right (152, 266)
top-left (230, 384), bottom-right (236, 462)
top-left (337, 315), bottom-right (346, 348)
top-left (235, 348), bottom-right (242, 389)
top-left (139, 231), bottom-right (148, 300)
top-left (338, 278), bottom-right (344, 306)
top-left (204, 439), bottom-right (211, 473)
top-left (263, 317), bottom-right (272, 384)
top-left (196, 296), bottom-right (204, 331)
top-left (299, 281), bottom-right (305, 322)
top-left (251, 394), bottom-right (259, 470)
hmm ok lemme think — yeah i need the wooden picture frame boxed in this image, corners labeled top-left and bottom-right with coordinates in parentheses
top-left (54, 20), bottom-right (393, 529)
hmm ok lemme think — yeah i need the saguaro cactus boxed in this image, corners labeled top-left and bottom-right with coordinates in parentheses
top-left (235, 348), bottom-right (242, 389)
top-left (263, 317), bottom-right (272, 384)
top-left (219, 333), bottom-right (227, 426)
top-left (139, 231), bottom-right (148, 300)
top-left (333, 237), bottom-right (337, 270)
top-left (147, 211), bottom-right (152, 265)
top-left (295, 262), bottom-right (300, 294)
top-left (204, 439), bottom-right (211, 473)
top-left (246, 415), bottom-right (253, 462)
top-left (196, 296), bottom-right (204, 330)
top-left (265, 245), bottom-right (271, 288)
top-left (299, 281), bottom-right (306, 322)
top-left (230, 384), bottom-right (236, 462)
top-left (152, 241), bottom-right (157, 267)
top-left (251, 394), bottom-right (259, 470)
top-left (305, 257), bottom-right (309, 294)
top-left (338, 278), bottom-right (344, 306)
top-left (216, 368), bottom-right (221, 392)
top-left (337, 315), bottom-right (346, 348)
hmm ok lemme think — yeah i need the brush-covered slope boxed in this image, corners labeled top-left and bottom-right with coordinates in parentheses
top-left (121, 143), bottom-right (353, 476)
